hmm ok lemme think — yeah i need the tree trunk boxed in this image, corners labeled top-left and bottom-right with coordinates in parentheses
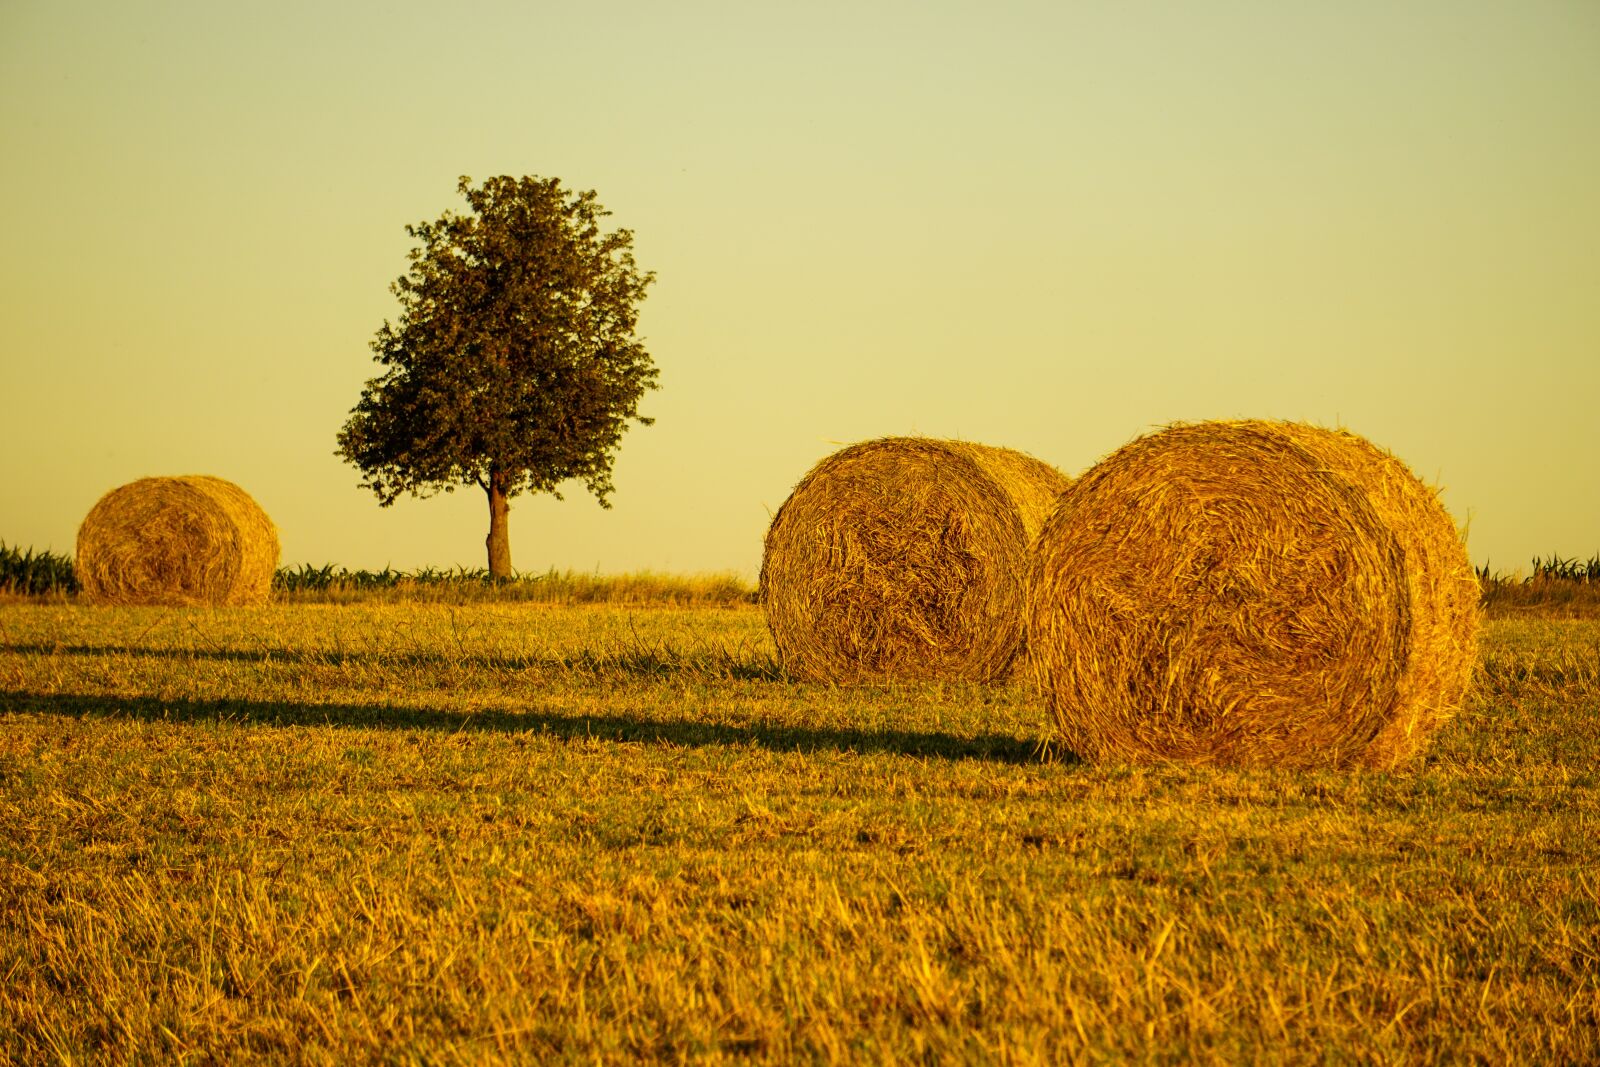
top-left (485, 470), bottom-right (513, 580)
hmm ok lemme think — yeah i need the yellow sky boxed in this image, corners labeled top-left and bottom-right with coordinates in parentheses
top-left (2, 1), bottom-right (1596, 577)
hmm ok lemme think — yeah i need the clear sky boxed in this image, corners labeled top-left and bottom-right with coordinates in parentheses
top-left (2, 1), bottom-right (1595, 579)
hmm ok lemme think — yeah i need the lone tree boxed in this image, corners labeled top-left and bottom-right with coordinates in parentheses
top-left (337, 175), bottom-right (658, 579)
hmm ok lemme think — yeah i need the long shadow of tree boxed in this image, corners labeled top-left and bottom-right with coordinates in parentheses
top-left (2, 690), bottom-right (1057, 766)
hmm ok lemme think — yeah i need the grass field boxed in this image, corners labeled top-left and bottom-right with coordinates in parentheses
top-left (1, 599), bottom-right (1596, 1064)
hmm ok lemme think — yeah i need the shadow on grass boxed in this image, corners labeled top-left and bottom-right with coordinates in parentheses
top-left (0, 690), bottom-right (1055, 766)
top-left (0, 642), bottom-right (785, 682)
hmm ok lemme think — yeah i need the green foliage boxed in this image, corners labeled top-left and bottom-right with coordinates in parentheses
top-left (1478, 553), bottom-right (1600, 585)
top-left (336, 174), bottom-right (657, 511)
top-left (274, 562), bottom-right (435, 592)
top-left (1530, 554), bottom-right (1600, 583)
top-left (272, 563), bottom-right (754, 607)
top-left (1, 550), bottom-right (751, 606)
top-left (0, 541), bottom-right (77, 596)
top-left (1479, 553), bottom-right (1600, 618)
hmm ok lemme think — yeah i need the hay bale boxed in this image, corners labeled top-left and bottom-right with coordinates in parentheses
top-left (75, 476), bottom-right (279, 606)
top-left (1026, 420), bottom-right (1480, 769)
top-left (760, 437), bottom-right (1070, 683)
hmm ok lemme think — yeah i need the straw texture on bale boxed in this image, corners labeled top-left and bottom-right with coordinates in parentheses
top-left (1026, 420), bottom-right (1480, 769)
top-left (761, 437), bottom-right (1070, 684)
top-left (75, 476), bottom-right (280, 606)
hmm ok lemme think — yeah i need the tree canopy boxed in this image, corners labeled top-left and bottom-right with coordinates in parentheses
top-left (336, 175), bottom-right (657, 577)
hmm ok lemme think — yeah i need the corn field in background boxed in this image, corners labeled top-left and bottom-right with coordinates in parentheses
top-left (2, 540), bottom-right (1595, 610)
top-left (1528, 554), bottom-right (1600, 582)
top-left (0, 546), bottom-right (752, 607)
top-left (0, 543), bottom-right (76, 596)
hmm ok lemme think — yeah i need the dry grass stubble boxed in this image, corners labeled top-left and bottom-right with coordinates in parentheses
top-left (0, 603), bottom-right (1593, 1063)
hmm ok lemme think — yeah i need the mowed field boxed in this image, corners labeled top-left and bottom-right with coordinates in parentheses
top-left (1, 598), bottom-right (1596, 1064)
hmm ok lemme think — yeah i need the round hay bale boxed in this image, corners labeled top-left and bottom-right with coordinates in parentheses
top-left (75, 476), bottom-right (280, 606)
top-left (1026, 420), bottom-right (1480, 769)
top-left (760, 437), bottom-right (1070, 684)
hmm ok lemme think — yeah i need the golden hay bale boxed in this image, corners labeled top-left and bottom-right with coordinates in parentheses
top-left (761, 437), bottom-right (1070, 683)
top-left (75, 476), bottom-right (280, 606)
top-left (1026, 420), bottom-right (1480, 769)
